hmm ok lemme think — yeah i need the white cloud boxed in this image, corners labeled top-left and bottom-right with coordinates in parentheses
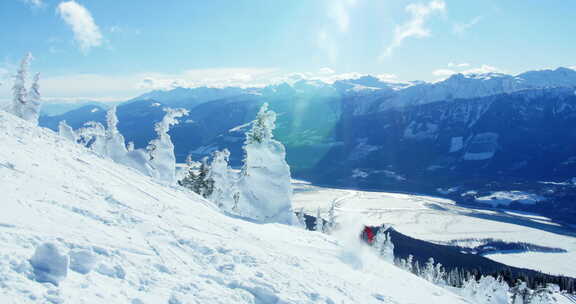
top-left (447, 62), bottom-right (470, 68)
top-left (453, 16), bottom-right (482, 36)
top-left (432, 69), bottom-right (456, 77)
top-left (380, 0), bottom-right (446, 60)
top-left (319, 67), bottom-right (335, 75)
top-left (0, 66), bottom-right (401, 103)
top-left (57, 1), bottom-right (103, 53)
top-left (433, 64), bottom-right (505, 78)
top-left (463, 64), bottom-right (503, 74)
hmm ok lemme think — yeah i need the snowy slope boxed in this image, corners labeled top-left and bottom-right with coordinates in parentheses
top-left (0, 111), bottom-right (469, 304)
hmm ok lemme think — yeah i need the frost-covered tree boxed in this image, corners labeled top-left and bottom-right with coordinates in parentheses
top-left (208, 149), bottom-right (237, 210)
top-left (23, 72), bottom-right (41, 124)
top-left (433, 262), bottom-right (447, 285)
top-left (11, 53), bottom-right (41, 124)
top-left (77, 121), bottom-right (106, 155)
top-left (382, 232), bottom-right (395, 263)
top-left (179, 156), bottom-right (214, 199)
top-left (179, 155), bottom-right (199, 190)
top-left (147, 108), bottom-right (189, 184)
top-left (314, 207), bottom-right (324, 232)
top-left (405, 254), bottom-right (414, 273)
top-left (104, 106), bottom-right (128, 163)
top-left (511, 281), bottom-right (530, 304)
top-left (11, 53), bottom-right (30, 119)
top-left (529, 284), bottom-right (559, 304)
top-left (373, 227), bottom-right (387, 256)
top-left (423, 258), bottom-right (437, 282)
top-left (460, 275), bottom-right (510, 304)
top-left (326, 200), bottom-right (337, 233)
top-left (236, 103), bottom-right (295, 224)
top-left (58, 120), bottom-right (77, 142)
top-left (297, 207), bottom-right (307, 229)
top-left (373, 226), bottom-right (394, 263)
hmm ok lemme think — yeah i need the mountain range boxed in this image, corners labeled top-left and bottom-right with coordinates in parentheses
top-left (39, 67), bottom-right (576, 224)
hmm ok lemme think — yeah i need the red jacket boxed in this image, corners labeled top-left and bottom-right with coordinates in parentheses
top-left (362, 226), bottom-right (375, 244)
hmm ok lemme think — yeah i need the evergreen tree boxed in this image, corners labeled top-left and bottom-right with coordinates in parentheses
top-left (178, 155), bottom-right (199, 191)
top-left (297, 207), bottom-right (307, 229)
top-left (314, 207), bottom-right (324, 233)
top-left (58, 120), bottom-right (77, 142)
top-left (511, 281), bottom-right (530, 304)
top-left (147, 108), bottom-right (189, 184)
top-left (236, 103), bottom-right (294, 224)
top-left (178, 155), bottom-right (214, 199)
top-left (104, 106), bottom-right (128, 163)
top-left (245, 103), bottom-right (275, 145)
top-left (424, 257), bottom-right (436, 282)
top-left (25, 72), bottom-right (41, 124)
top-left (196, 157), bottom-right (214, 198)
top-left (208, 149), bottom-right (237, 211)
top-left (326, 200), bottom-right (337, 233)
top-left (530, 284), bottom-right (559, 304)
top-left (372, 225), bottom-right (393, 262)
top-left (11, 53), bottom-right (31, 120)
top-left (381, 232), bottom-right (395, 263)
top-left (406, 254), bottom-right (414, 273)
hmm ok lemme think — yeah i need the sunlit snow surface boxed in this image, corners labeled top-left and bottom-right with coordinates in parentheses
top-left (0, 111), bottom-right (469, 303)
top-left (292, 180), bottom-right (576, 278)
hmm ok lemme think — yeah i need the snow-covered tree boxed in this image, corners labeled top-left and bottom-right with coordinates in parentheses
top-left (529, 284), bottom-right (559, 304)
top-left (382, 232), bottom-right (395, 263)
top-left (373, 227), bottom-right (387, 256)
top-left (179, 156), bottom-right (214, 199)
top-left (77, 121), bottom-right (106, 156)
top-left (297, 207), bottom-right (307, 229)
top-left (208, 149), bottom-right (237, 210)
top-left (179, 155), bottom-right (199, 190)
top-left (406, 254), bottom-right (414, 272)
top-left (373, 226), bottom-right (394, 263)
top-left (314, 207), bottom-right (324, 233)
top-left (23, 72), bottom-right (41, 124)
top-left (434, 262), bottom-right (447, 285)
top-left (460, 275), bottom-right (510, 304)
top-left (326, 200), bottom-right (337, 233)
top-left (58, 120), bottom-right (77, 142)
top-left (11, 53), bottom-right (30, 119)
top-left (104, 106), bottom-right (128, 163)
top-left (11, 53), bottom-right (41, 124)
top-left (511, 281), bottom-right (530, 304)
top-left (235, 103), bottom-right (295, 224)
top-left (423, 258), bottom-right (437, 282)
top-left (147, 108), bottom-right (189, 184)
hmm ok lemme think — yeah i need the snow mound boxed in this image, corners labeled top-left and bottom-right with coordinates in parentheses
top-left (0, 111), bottom-right (468, 303)
top-left (30, 243), bottom-right (69, 286)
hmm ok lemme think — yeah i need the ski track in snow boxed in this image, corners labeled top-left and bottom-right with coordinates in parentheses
top-left (0, 111), bottom-right (471, 303)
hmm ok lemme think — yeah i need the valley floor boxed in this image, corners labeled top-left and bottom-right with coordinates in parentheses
top-left (292, 180), bottom-right (576, 278)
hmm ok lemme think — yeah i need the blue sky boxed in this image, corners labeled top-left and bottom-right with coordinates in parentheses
top-left (0, 0), bottom-right (575, 101)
